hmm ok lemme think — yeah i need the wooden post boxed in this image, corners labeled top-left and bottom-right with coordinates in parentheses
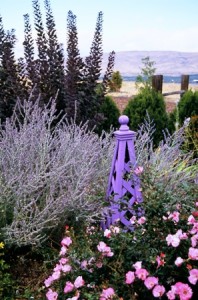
top-left (181, 75), bottom-right (189, 91)
top-left (152, 75), bottom-right (163, 93)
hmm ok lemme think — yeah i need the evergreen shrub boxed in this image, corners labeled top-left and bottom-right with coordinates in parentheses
top-left (97, 95), bottom-right (120, 133)
top-left (183, 115), bottom-right (198, 158)
top-left (178, 90), bottom-right (198, 126)
top-left (123, 87), bottom-right (169, 146)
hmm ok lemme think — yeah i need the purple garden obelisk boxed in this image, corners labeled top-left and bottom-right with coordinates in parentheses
top-left (103, 115), bottom-right (143, 230)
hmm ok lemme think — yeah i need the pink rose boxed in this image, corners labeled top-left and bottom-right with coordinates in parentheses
top-left (188, 215), bottom-right (196, 225)
top-left (59, 257), bottom-right (68, 265)
top-left (135, 268), bottom-right (149, 280)
top-left (61, 237), bottom-right (72, 247)
top-left (168, 211), bottom-right (180, 223)
top-left (166, 234), bottom-right (180, 247)
top-left (137, 216), bottom-right (146, 225)
top-left (100, 287), bottom-right (115, 300)
top-left (97, 241), bottom-right (114, 257)
top-left (188, 247), bottom-right (198, 260)
top-left (191, 234), bottom-right (198, 247)
top-left (46, 288), bottom-right (58, 300)
top-left (61, 264), bottom-right (72, 273)
top-left (44, 276), bottom-right (54, 288)
top-left (175, 229), bottom-right (188, 240)
top-left (144, 276), bottom-right (158, 290)
top-left (64, 281), bottom-right (74, 293)
top-left (52, 270), bottom-right (61, 280)
top-left (190, 222), bottom-right (198, 235)
top-left (74, 276), bottom-right (85, 288)
top-left (125, 271), bottom-right (135, 284)
top-left (174, 282), bottom-right (193, 300)
top-left (80, 260), bottom-right (88, 269)
top-left (59, 246), bottom-right (67, 256)
top-left (105, 248), bottom-right (114, 257)
top-left (134, 166), bottom-right (143, 175)
top-left (130, 216), bottom-right (136, 224)
top-left (97, 241), bottom-right (107, 252)
top-left (53, 263), bottom-right (62, 272)
top-left (111, 226), bottom-right (120, 234)
top-left (104, 229), bottom-right (111, 238)
top-left (188, 268), bottom-right (198, 285)
top-left (133, 261), bottom-right (142, 270)
top-left (175, 257), bottom-right (184, 267)
top-left (152, 285), bottom-right (165, 297)
top-left (166, 289), bottom-right (176, 300)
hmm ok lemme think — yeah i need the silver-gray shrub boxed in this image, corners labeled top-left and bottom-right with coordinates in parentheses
top-left (135, 115), bottom-right (198, 212)
top-left (0, 99), bottom-right (114, 247)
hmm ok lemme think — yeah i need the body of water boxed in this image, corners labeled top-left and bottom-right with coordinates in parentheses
top-left (122, 74), bottom-right (198, 84)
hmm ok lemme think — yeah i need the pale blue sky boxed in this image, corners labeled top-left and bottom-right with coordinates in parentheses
top-left (1, 0), bottom-right (198, 57)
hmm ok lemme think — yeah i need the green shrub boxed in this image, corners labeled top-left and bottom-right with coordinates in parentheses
top-left (123, 87), bottom-right (169, 147)
top-left (183, 115), bottom-right (198, 158)
top-left (0, 242), bottom-right (15, 299)
top-left (108, 71), bottom-right (123, 92)
top-left (178, 90), bottom-right (198, 126)
top-left (168, 108), bottom-right (177, 133)
top-left (98, 95), bottom-right (120, 133)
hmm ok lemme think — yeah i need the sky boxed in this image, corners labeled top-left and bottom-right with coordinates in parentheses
top-left (1, 0), bottom-right (198, 58)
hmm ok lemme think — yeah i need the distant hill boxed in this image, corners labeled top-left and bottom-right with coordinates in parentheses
top-left (102, 51), bottom-right (198, 76)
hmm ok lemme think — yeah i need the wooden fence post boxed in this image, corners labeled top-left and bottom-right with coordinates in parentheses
top-left (181, 75), bottom-right (189, 92)
top-left (152, 75), bottom-right (163, 93)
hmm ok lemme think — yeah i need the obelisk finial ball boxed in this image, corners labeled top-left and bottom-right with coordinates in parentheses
top-left (119, 115), bottom-right (129, 125)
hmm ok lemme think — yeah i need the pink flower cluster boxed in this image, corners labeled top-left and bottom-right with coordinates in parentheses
top-left (130, 215), bottom-right (146, 225)
top-left (103, 225), bottom-right (120, 238)
top-left (125, 263), bottom-right (165, 298)
top-left (44, 257), bottom-right (72, 288)
top-left (45, 234), bottom-right (85, 300)
top-left (166, 282), bottom-right (193, 300)
top-left (125, 204), bottom-right (198, 299)
top-left (166, 229), bottom-right (188, 247)
top-left (125, 260), bottom-right (197, 299)
top-left (44, 203), bottom-right (198, 300)
top-left (97, 241), bottom-right (114, 257)
top-left (64, 276), bottom-right (84, 294)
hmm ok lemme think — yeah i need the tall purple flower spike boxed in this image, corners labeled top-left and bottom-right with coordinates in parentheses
top-left (102, 115), bottom-right (143, 230)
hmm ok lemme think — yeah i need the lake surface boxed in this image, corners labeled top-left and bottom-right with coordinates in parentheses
top-left (122, 74), bottom-right (198, 84)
